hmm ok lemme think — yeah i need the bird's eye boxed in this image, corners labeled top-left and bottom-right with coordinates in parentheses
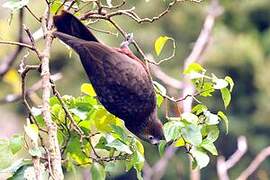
top-left (148, 135), bottom-right (154, 140)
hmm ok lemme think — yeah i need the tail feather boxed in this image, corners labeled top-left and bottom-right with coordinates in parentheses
top-left (53, 31), bottom-right (87, 54)
top-left (53, 10), bottom-right (99, 42)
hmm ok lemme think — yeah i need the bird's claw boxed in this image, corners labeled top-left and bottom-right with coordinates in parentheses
top-left (120, 33), bottom-right (134, 48)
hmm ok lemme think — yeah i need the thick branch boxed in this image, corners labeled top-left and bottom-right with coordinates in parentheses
top-left (217, 136), bottom-right (247, 180)
top-left (40, 7), bottom-right (63, 180)
top-left (237, 146), bottom-right (270, 180)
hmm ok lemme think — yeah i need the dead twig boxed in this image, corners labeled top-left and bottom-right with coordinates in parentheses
top-left (217, 136), bottom-right (247, 180)
top-left (237, 146), bottom-right (270, 180)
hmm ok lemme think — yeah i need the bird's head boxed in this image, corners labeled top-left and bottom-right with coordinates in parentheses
top-left (136, 115), bottom-right (165, 145)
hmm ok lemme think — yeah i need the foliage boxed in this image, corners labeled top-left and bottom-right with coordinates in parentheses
top-left (159, 63), bottom-right (233, 169)
top-left (0, 62), bottom-right (233, 179)
top-left (0, 0), bottom-right (243, 179)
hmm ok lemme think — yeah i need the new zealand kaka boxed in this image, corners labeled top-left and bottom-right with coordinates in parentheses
top-left (53, 11), bottom-right (164, 144)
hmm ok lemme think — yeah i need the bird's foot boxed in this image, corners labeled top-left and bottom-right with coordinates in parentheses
top-left (120, 33), bottom-right (134, 48)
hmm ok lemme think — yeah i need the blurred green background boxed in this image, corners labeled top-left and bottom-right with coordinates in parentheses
top-left (0, 0), bottom-right (270, 179)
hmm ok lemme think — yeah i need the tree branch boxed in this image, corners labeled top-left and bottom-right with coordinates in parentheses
top-left (0, 9), bottom-right (25, 79)
top-left (40, 6), bottom-right (63, 180)
top-left (150, 64), bottom-right (183, 89)
top-left (237, 146), bottom-right (270, 180)
top-left (217, 136), bottom-right (247, 180)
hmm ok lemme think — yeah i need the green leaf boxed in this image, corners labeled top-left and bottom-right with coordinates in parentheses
top-left (51, 104), bottom-right (66, 122)
top-left (125, 148), bottom-right (144, 180)
top-left (182, 124), bottom-right (202, 146)
top-left (0, 139), bottom-right (13, 169)
top-left (106, 136), bottom-right (132, 154)
top-left (81, 83), bottom-right (96, 97)
top-left (134, 138), bottom-right (144, 155)
top-left (50, 0), bottom-right (62, 14)
top-left (175, 137), bottom-right (185, 147)
top-left (218, 111), bottom-right (229, 134)
top-left (91, 163), bottom-right (105, 180)
top-left (156, 93), bottom-right (164, 107)
top-left (9, 135), bottom-right (23, 154)
top-left (125, 148), bottom-right (144, 173)
top-left (153, 81), bottom-right (167, 96)
top-left (70, 108), bottom-right (88, 120)
top-left (163, 121), bottom-right (184, 142)
top-left (2, 0), bottom-right (29, 11)
top-left (132, 151), bottom-right (145, 171)
top-left (7, 164), bottom-right (32, 180)
top-left (200, 141), bottom-right (217, 155)
top-left (204, 111), bottom-right (219, 125)
top-left (104, 162), bottom-right (116, 173)
top-left (66, 133), bottom-right (90, 164)
top-left (183, 63), bottom-right (205, 74)
top-left (225, 76), bottom-right (234, 92)
top-left (192, 104), bottom-right (207, 115)
top-left (220, 88), bottom-right (231, 109)
top-left (95, 136), bottom-right (110, 151)
top-left (24, 124), bottom-right (39, 144)
top-left (158, 140), bottom-right (166, 156)
top-left (154, 36), bottom-right (170, 56)
top-left (190, 147), bottom-right (210, 169)
top-left (111, 125), bottom-right (128, 142)
top-left (213, 79), bottom-right (228, 89)
top-left (181, 112), bottom-right (199, 124)
top-left (202, 125), bottom-right (219, 143)
top-left (199, 82), bottom-right (214, 97)
top-left (136, 169), bottom-right (143, 180)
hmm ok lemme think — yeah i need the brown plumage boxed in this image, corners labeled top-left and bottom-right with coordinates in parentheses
top-left (53, 11), bottom-right (164, 144)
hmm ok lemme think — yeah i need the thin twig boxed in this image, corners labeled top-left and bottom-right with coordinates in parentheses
top-left (0, 73), bottom-right (62, 104)
top-left (51, 81), bottom-right (84, 135)
top-left (0, 9), bottom-right (24, 79)
top-left (0, 40), bottom-right (34, 50)
top-left (25, 5), bottom-right (41, 22)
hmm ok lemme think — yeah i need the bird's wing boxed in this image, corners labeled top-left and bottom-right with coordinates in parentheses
top-left (96, 51), bottom-right (157, 121)
top-left (54, 31), bottom-right (156, 121)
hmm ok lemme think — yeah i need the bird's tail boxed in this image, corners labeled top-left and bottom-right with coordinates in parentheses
top-left (53, 10), bottom-right (99, 42)
top-left (53, 31), bottom-right (86, 54)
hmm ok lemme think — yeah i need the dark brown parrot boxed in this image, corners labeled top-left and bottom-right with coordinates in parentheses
top-left (53, 11), bottom-right (164, 144)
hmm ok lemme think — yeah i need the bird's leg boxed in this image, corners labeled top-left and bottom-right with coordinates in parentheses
top-left (120, 33), bottom-right (134, 49)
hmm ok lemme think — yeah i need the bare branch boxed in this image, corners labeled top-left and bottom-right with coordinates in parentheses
top-left (150, 64), bottom-right (183, 89)
top-left (237, 146), bottom-right (270, 180)
top-left (40, 6), bottom-right (64, 180)
top-left (0, 9), bottom-right (25, 79)
top-left (217, 136), bottom-right (248, 180)
top-left (0, 73), bottom-right (62, 104)
top-left (143, 145), bottom-right (177, 180)
top-left (25, 5), bottom-right (41, 22)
